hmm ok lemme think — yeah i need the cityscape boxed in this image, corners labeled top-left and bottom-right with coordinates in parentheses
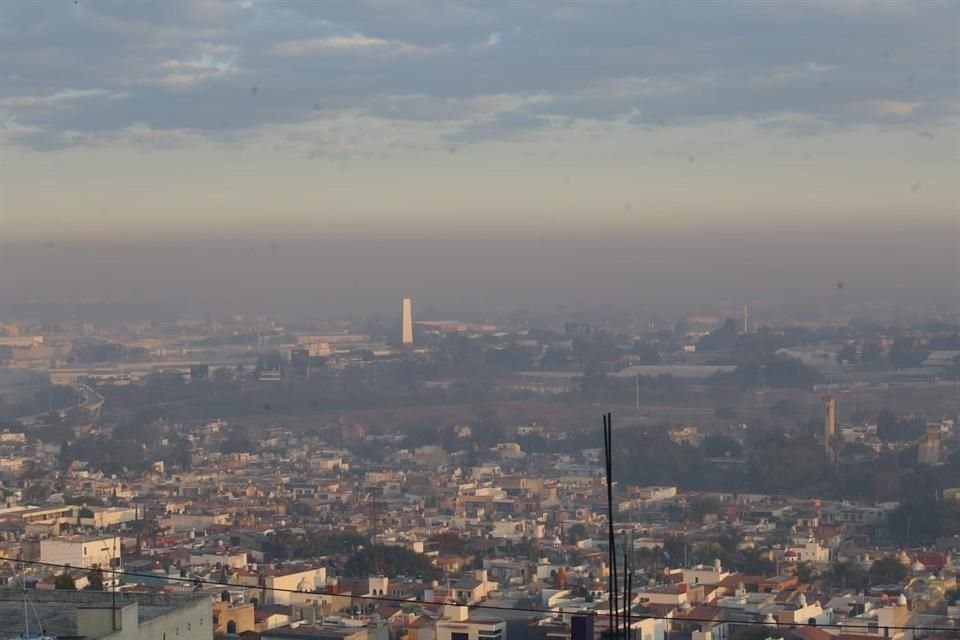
top-left (1, 3), bottom-right (959, 640)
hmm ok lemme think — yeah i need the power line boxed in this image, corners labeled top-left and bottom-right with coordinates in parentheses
top-left (6, 557), bottom-right (959, 633)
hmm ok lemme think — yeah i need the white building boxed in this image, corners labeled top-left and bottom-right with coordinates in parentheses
top-left (40, 534), bottom-right (121, 589)
top-left (435, 606), bottom-right (506, 640)
top-left (683, 559), bottom-right (730, 587)
top-left (236, 565), bottom-right (327, 605)
top-left (785, 538), bottom-right (831, 564)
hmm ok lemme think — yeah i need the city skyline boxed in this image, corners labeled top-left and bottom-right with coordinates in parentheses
top-left (3, 3), bottom-right (960, 638)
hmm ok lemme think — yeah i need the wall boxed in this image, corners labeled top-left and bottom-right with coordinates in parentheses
top-left (100, 596), bottom-right (212, 640)
top-left (0, 589), bottom-right (205, 608)
top-left (40, 536), bottom-right (119, 570)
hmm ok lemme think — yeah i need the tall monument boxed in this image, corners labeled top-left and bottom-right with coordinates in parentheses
top-left (401, 297), bottom-right (414, 346)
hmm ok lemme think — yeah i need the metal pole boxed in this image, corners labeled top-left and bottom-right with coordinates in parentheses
top-left (102, 542), bottom-right (117, 630)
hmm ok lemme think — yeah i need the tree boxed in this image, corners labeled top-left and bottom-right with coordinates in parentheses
top-left (687, 495), bottom-right (722, 523)
top-left (221, 427), bottom-right (254, 454)
top-left (473, 409), bottom-right (506, 447)
top-left (714, 407), bottom-right (738, 420)
top-left (876, 408), bottom-right (899, 441)
top-left (826, 561), bottom-right (868, 591)
top-left (265, 529), bottom-right (369, 561)
top-left (769, 398), bottom-right (801, 418)
top-left (86, 569), bottom-right (105, 591)
top-left (861, 340), bottom-right (885, 365)
top-left (869, 556), bottom-right (908, 586)
top-left (888, 337), bottom-right (930, 370)
top-left (662, 535), bottom-right (689, 566)
top-left (746, 432), bottom-right (827, 494)
top-left (731, 547), bottom-right (775, 575)
top-left (540, 348), bottom-right (570, 370)
top-left (428, 532), bottom-right (470, 556)
top-left (565, 523), bottom-right (589, 545)
top-left (795, 561), bottom-right (815, 584)
top-left (55, 572), bottom-right (77, 590)
top-left (630, 342), bottom-right (662, 365)
top-left (698, 320), bottom-right (739, 351)
top-left (402, 423), bottom-right (441, 449)
top-left (344, 544), bottom-right (441, 580)
top-left (889, 499), bottom-right (960, 544)
top-left (702, 435), bottom-right (742, 458)
top-left (837, 344), bottom-right (859, 365)
top-left (692, 542), bottom-right (728, 566)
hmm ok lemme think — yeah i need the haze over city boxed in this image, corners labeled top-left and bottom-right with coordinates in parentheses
top-left (0, 3), bottom-right (960, 640)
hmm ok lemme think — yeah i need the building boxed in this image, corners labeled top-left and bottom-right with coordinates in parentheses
top-left (213, 597), bottom-right (256, 635)
top-left (0, 591), bottom-right (211, 640)
top-left (402, 297), bottom-right (414, 346)
top-left (435, 606), bottom-right (506, 640)
top-left (235, 565), bottom-right (327, 605)
top-left (77, 598), bottom-right (212, 640)
top-left (683, 559), bottom-right (730, 587)
top-left (40, 535), bottom-right (121, 589)
top-left (918, 426), bottom-right (944, 465)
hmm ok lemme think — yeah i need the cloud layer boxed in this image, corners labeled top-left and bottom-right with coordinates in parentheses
top-left (1, 0), bottom-right (957, 152)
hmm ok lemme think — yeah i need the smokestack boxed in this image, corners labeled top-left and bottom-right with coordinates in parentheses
top-left (823, 395), bottom-right (838, 463)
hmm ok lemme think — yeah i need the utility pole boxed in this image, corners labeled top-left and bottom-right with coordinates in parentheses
top-left (101, 541), bottom-right (118, 631)
top-left (367, 487), bottom-right (384, 575)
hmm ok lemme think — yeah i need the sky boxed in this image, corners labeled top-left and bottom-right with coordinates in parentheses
top-left (1, 0), bottom-right (958, 241)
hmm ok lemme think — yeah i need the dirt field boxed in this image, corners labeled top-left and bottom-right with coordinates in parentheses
top-left (229, 380), bottom-right (959, 435)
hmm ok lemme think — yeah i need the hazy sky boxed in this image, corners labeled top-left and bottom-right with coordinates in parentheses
top-left (1, 0), bottom-right (957, 240)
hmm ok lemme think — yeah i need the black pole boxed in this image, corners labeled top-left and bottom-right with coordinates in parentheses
top-left (604, 413), bottom-right (619, 638)
top-left (625, 562), bottom-right (633, 640)
top-left (623, 550), bottom-right (630, 639)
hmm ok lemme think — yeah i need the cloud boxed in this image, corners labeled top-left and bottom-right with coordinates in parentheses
top-left (446, 110), bottom-right (551, 144)
top-left (0, 0), bottom-right (956, 150)
top-left (270, 35), bottom-right (440, 57)
top-left (856, 100), bottom-right (921, 117)
top-left (0, 88), bottom-right (128, 108)
top-left (365, 92), bottom-right (548, 123)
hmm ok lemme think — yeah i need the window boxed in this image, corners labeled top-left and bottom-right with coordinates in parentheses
top-left (452, 633), bottom-right (470, 640)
